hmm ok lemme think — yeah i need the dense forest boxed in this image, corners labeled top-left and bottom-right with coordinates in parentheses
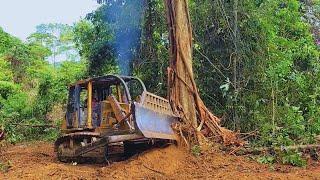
top-left (0, 0), bottom-right (319, 166)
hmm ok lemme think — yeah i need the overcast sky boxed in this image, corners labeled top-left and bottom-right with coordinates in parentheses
top-left (0, 0), bottom-right (100, 40)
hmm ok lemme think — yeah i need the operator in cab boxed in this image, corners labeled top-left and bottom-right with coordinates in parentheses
top-left (92, 93), bottom-right (101, 127)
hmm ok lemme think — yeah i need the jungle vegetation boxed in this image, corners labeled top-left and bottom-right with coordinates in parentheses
top-left (0, 0), bottom-right (319, 166)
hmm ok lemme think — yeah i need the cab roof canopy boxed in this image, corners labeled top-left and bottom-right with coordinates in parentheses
top-left (69, 75), bottom-right (144, 88)
top-left (70, 75), bottom-right (135, 87)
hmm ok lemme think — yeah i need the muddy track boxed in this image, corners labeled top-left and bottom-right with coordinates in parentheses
top-left (0, 142), bottom-right (320, 179)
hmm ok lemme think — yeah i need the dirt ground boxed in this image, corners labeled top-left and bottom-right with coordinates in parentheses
top-left (0, 142), bottom-right (320, 180)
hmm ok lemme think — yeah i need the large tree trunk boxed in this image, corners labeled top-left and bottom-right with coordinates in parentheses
top-left (165, 0), bottom-right (239, 146)
top-left (165, 0), bottom-right (197, 132)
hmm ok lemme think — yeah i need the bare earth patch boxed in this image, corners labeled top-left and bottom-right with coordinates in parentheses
top-left (0, 142), bottom-right (320, 179)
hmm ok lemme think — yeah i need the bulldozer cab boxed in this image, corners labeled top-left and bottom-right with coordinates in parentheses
top-left (63, 75), bottom-right (146, 132)
top-left (55, 75), bottom-right (177, 162)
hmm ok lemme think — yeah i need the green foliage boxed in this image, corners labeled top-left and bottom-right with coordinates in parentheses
top-left (257, 155), bottom-right (275, 164)
top-left (0, 0), bottom-right (318, 168)
top-left (42, 127), bottom-right (60, 141)
top-left (257, 151), bottom-right (306, 167)
top-left (0, 25), bottom-right (85, 143)
top-left (129, 0), bottom-right (319, 166)
top-left (1, 93), bottom-right (31, 120)
top-left (132, 0), bottom-right (169, 96)
top-left (74, 19), bottom-right (117, 76)
top-left (0, 92), bottom-right (31, 143)
top-left (32, 60), bottom-right (86, 120)
top-left (28, 23), bottom-right (80, 63)
top-left (0, 27), bottom-right (21, 55)
top-left (191, 145), bottom-right (202, 156)
top-left (0, 160), bottom-right (11, 173)
top-left (281, 151), bottom-right (307, 167)
top-left (33, 74), bottom-right (60, 119)
top-left (0, 81), bottom-right (19, 100)
top-left (0, 58), bottom-right (13, 81)
top-left (58, 60), bottom-right (87, 85)
top-left (179, 0), bottom-right (319, 152)
top-left (238, 0), bottom-right (320, 147)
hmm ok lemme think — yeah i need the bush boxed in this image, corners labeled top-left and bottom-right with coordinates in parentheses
top-left (0, 92), bottom-right (31, 143)
top-left (281, 151), bottom-right (307, 167)
top-left (0, 81), bottom-right (19, 100)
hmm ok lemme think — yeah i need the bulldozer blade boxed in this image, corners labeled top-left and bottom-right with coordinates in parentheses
top-left (134, 103), bottom-right (177, 140)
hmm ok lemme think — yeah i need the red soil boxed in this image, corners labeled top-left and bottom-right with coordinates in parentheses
top-left (0, 142), bottom-right (320, 179)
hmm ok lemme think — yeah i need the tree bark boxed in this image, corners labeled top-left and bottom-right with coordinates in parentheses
top-left (165, 0), bottom-right (197, 129)
top-left (164, 0), bottom-right (240, 146)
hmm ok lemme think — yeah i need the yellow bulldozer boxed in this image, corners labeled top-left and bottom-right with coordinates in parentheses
top-left (54, 75), bottom-right (177, 162)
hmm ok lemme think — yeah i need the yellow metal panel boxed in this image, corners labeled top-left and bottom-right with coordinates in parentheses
top-left (87, 81), bottom-right (93, 128)
top-left (117, 85), bottom-right (122, 103)
top-left (100, 100), bottom-right (130, 128)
